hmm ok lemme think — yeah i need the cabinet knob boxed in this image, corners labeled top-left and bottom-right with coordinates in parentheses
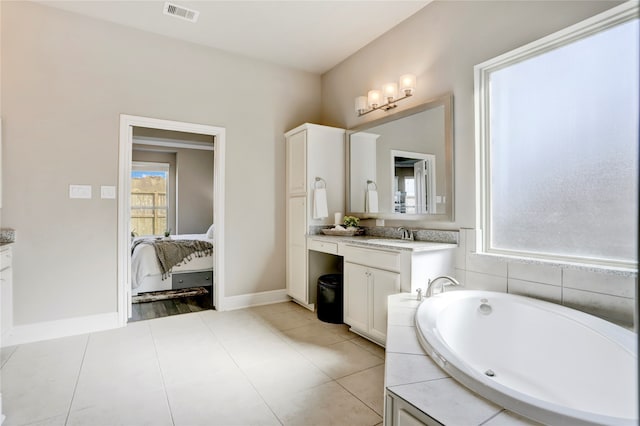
top-left (178, 279), bottom-right (184, 283)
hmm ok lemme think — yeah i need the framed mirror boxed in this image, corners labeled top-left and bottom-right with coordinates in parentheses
top-left (347, 94), bottom-right (454, 221)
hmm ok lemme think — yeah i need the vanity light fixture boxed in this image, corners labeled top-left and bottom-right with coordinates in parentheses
top-left (355, 74), bottom-right (416, 116)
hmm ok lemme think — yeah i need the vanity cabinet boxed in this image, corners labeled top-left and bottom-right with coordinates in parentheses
top-left (285, 124), bottom-right (345, 308)
top-left (344, 261), bottom-right (400, 343)
top-left (342, 243), bottom-right (455, 345)
top-left (386, 391), bottom-right (438, 426)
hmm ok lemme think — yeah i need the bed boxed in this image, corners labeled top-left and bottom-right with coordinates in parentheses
top-left (131, 232), bottom-right (214, 296)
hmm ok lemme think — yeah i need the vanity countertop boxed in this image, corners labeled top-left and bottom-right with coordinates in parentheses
top-left (307, 234), bottom-right (457, 252)
top-left (386, 293), bottom-right (538, 425)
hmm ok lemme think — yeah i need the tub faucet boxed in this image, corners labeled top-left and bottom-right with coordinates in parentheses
top-left (398, 227), bottom-right (413, 240)
top-left (426, 275), bottom-right (461, 297)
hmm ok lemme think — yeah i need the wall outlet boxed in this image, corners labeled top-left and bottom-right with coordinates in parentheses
top-left (375, 219), bottom-right (385, 227)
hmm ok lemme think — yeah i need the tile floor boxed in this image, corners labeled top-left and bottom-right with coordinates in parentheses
top-left (1, 302), bottom-right (385, 426)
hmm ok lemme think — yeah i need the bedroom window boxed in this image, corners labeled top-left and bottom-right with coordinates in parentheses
top-left (131, 162), bottom-right (170, 236)
top-left (474, 3), bottom-right (638, 269)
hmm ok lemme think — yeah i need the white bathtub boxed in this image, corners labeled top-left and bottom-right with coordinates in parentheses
top-left (415, 290), bottom-right (638, 426)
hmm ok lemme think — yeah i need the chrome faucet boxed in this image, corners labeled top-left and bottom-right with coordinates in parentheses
top-left (426, 275), bottom-right (461, 297)
top-left (398, 227), bottom-right (413, 240)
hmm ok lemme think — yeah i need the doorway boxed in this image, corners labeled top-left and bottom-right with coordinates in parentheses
top-left (118, 115), bottom-right (226, 326)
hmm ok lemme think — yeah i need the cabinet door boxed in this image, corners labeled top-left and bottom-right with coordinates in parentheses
top-left (287, 196), bottom-right (307, 302)
top-left (286, 130), bottom-right (307, 195)
top-left (368, 268), bottom-right (400, 343)
top-left (344, 262), bottom-right (369, 332)
top-left (387, 393), bottom-right (438, 426)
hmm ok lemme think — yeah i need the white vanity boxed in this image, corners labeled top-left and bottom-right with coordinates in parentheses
top-left (308, 235), bottom-right (455, 346)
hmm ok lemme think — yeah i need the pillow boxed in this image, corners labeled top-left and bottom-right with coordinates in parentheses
top-left (206, 224), bottom-right (215, 239)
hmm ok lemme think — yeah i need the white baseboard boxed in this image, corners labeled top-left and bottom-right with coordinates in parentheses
top-left (221, 289), bottom-right (290, 311)
top-left (1, 312), bottom-right (120, 347)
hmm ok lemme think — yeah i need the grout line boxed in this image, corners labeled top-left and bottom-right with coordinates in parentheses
top-left (63, 334), bottom-right (90, 426)
top-left (148, 322), bottom-right (176, 426)
top-left (478, 409), bottom-right (506, 425)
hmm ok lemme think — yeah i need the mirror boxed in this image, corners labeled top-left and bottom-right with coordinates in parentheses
top-left (347, 94), bottom-right (454, 220)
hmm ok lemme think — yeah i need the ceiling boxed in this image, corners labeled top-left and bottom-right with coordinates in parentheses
top-left (36, 1), bottom-right (431, 74)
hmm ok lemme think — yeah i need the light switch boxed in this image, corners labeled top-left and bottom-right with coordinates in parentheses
top-left (101, 186), bottom-right (116, 199)
top-left (69, 185), bottom-right (92, 199)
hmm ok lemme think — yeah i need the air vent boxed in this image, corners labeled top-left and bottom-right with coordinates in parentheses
top-left (163, 2), bottom-right (199, 23)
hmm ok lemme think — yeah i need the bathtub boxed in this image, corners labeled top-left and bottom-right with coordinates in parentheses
top-left (415, 290), bottom-right (638, 426)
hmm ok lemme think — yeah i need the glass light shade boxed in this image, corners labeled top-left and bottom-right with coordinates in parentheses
top-left (368, 90), bottom-right (382, 108)
top-left (383, 82), bottom-right (398, 101)
top-left (355, 96), bottom-right (368, 113)
top-left (399, 74), bottom-right (416, 95)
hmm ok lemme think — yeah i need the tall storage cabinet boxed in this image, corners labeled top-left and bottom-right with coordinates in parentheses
top-left (285, 123), bottom-right (345, 309)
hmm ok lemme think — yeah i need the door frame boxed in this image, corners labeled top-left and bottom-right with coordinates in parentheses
top-left (117, 114), bottom-right (226, 326)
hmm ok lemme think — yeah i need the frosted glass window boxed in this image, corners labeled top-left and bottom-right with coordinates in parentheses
top-left (478, 10), bottom-right (638, 267)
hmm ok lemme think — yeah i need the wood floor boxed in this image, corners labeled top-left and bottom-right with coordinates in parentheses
top-left (129, 287), bottom-right (214, 322)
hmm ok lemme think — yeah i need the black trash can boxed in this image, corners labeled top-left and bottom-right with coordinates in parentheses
top-left (317, 274), bottom-right (344, 324)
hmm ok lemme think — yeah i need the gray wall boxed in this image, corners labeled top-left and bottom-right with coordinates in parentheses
top-left (1, 1), bottom-right (320, 325)
top-left (321, 0), bottom-right (622, 230)
top-left (175, 148), bottom-right (214, 235)
top-left (321, 1), bottom-right (635, 326)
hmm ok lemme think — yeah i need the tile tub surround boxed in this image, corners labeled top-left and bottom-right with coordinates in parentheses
top-left (385, 293), bottom-right (540, 425)
top-left (1, 302), bottom-right (385, 426)
top-left (454, 228), bottom-right (638, 329)
top-left (0, 229), bottom-right (15, 244)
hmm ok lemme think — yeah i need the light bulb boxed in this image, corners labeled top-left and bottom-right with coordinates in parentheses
top-left (383, 82), bottom-right (398, 102)
top-left (399, 74), bottom-right (416, 96)
top-left (367, 90), bottom-right (382, 108)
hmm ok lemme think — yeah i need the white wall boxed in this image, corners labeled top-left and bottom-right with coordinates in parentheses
top-left (1, 1), bottom-right (321, 325)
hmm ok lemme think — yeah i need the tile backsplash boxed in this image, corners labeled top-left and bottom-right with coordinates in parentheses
top-left (454, 228), bottom-right (638, 330)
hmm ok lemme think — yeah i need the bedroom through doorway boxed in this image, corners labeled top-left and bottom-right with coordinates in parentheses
top-left (129, 128), bottom-right (215, 321)
top-left (117, 115), bottom-right (226, 326)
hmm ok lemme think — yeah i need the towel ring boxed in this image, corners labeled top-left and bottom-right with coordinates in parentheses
top-left (315, 177), bottom-right (327, 189)
top-left (367, 180), bottom-right (378, 190)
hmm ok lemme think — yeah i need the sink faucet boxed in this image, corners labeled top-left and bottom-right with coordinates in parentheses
top-left (398, 227), bottom-right (413, 240)
top-left (426, 275), bottom-right (461, 297)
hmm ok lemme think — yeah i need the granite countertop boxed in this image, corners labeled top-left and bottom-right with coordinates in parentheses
top-left (307, 234), bottom-right (457, 253)
top-left (385, 293), bottom-right (539, 425)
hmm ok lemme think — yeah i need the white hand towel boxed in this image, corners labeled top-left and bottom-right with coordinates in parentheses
top-left (365, 189), bottom-right (379, 213)
top-left (313, 188), bottom-right (329, 219)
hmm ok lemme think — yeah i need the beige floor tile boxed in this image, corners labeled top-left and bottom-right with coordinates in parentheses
top-left (155, 337), bottom-right (238, 386)
top-left (337, 365), bottom-right (385, 415)
top-left (247, 301), bottom-right (305, 316)
top-left (349, 335), bottom-right (386, 359)
top-left (267, 381), bottom-right (382, 426)
top-left (166, 369), bottom-right (281, 426)
top-left (220, 330), bottom-right (299, 369)
top-left (301, 340), bottom-right (385, 379)
top-left (202, 309), bottom-right (275, 342)
top-left (257, 309), bottom-right (318, 331)
top-left (1, 335), bottom-right (87, 426)
top-left (71, 355), bottom-right (165, 410)
top-left (281, 322), bottom-right (350, 349)
top-left (242, 351), bottom-right (332, 403)
top-left (67, 388), bottom-right (173, 426)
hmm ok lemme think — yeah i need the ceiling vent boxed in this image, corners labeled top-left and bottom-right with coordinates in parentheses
top-left (163, 2), bottom-right (199, 23)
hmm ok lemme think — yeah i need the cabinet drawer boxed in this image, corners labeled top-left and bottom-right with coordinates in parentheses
top-left (344, 245), bottom-right (400, 272)
top-left (172, 270), bottom-right (213, 290)
top-left (0, 248), bottom-right (12, 271)
top-left (308, 239), bottom-right (338, 255)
